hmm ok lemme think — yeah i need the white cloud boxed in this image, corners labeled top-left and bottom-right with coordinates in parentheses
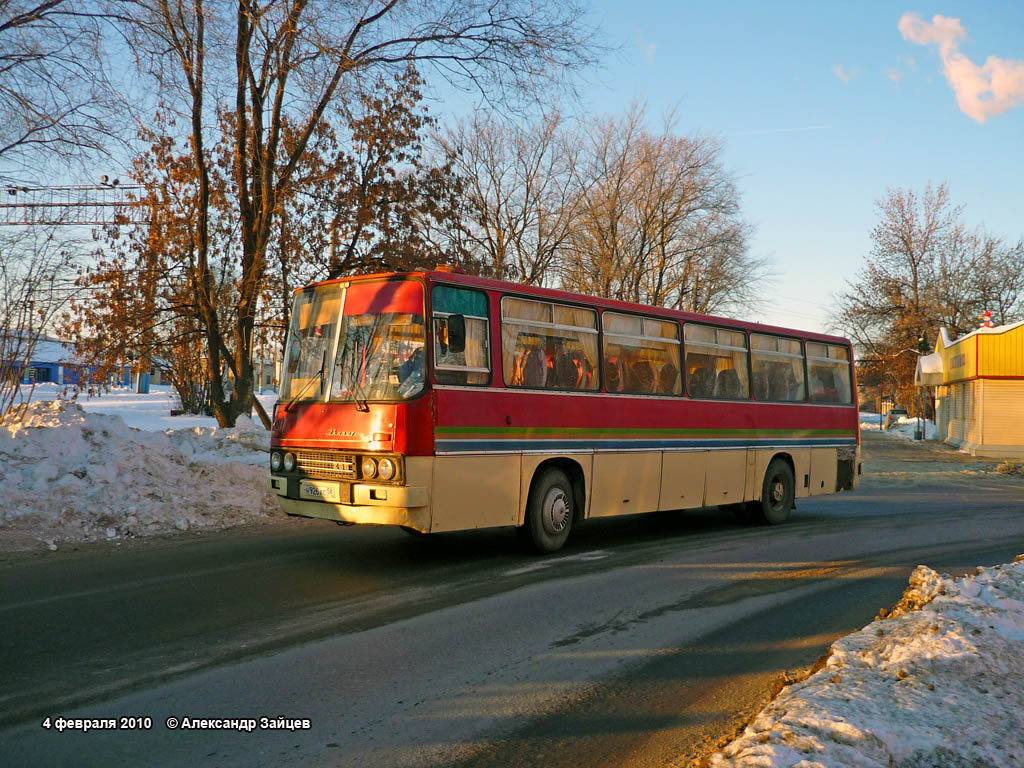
top-left (898, 11), bottom-right (965, 57)
top-left (832, 64), bottom-right (855, 83)
top-left (899, 11), bottom-right (1024, 123)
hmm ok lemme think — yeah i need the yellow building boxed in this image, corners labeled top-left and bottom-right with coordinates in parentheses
top-left (916, 320), bottom-right (1024, 458)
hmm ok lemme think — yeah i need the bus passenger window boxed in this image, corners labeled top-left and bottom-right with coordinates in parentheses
top-left (683, 324), bottom-right (749, 399)
top-left (602, 313), bottom-right (681, 396)
top-left (806, 342), bottom-right (852, 404)
top-left (432, 286), bottom-right (490, 386)
top-left (750, 334), bottom-right (805, 402)
top-left (501, 297), bottom-right (599, 390)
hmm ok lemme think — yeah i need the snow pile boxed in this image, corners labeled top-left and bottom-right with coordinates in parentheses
top-left (710, 557), bottom-right (1024, 768)
top-left (166, 415), bottom-right (270, 465)
top-left (861, 413), bottom-right (940, 441)
top-left (885, 415), bottom-right (940, 442)
top-left (0, 399), bottom-right (279, 549)
top-left (858, 412), bottom-right (883, 431)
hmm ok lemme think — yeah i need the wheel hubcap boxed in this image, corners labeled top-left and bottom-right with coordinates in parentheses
top-left (770, 479), bottom-right (785, 506)
top-left (543, 487), bottom-right (570, 534)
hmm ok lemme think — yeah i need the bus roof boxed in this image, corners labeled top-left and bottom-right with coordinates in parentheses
top-left (302, 268), bottom-right (852, 346)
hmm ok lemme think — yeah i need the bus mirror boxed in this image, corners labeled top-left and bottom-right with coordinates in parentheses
top-left (447, 314), bottom-right (466, 354)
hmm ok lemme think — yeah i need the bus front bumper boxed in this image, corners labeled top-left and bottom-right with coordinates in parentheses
top-left (269, 475), bottom-right (430, 529)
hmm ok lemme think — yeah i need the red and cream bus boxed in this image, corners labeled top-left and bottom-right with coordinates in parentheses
top-left (269, 268), bottom-right (861, 552)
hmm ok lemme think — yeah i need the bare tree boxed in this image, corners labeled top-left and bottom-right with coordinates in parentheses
top-left (969, 234), bottom-right (1024, 326)
top-left (0, 227), bottom-right (81, 418)
top-left (63, 112), bottom-right (240, 417)
top-left (837, 182), bottom-right (1024, 410)
top-left (259, 66), bottom-right (466, 353)
top-left (115, 0), bottom-right (599, 427)
top-left (439, 109), bottom-right (581, 284)
top-left (562, 103), bottom-right (762, 313)
top-left (0, 0), bottom-right (125, 181)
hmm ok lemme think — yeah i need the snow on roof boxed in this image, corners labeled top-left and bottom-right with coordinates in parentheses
top-left (939, 318), bottom-right (1024, 350)
top-left (914, 351), bottom-right (943, 386)
top-left (27, 339), bottom-right (76, 364)
top-left (710, 558), bottom-right (1024, 767)
top-left (0, 334), bottom-right (77, 364)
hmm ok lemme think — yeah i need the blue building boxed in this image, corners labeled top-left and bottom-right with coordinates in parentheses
top-left (3, 335), bottom-right (130, 387)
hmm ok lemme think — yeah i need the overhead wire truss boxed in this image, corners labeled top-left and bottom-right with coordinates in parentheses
top-left (0, 184), bottom-right (151, 226)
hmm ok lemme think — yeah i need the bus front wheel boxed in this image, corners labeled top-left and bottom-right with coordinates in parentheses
top-left (756, 458), bottom-right (795, 525)
top-left (524, 468), bottom-right (574, 553)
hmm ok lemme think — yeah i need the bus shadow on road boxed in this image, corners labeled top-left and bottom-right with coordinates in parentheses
top-left (374, 506), bottom-right (771, 566)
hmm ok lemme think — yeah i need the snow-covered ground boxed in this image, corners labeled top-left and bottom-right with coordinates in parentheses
top-left (859, 410), bottom-right (940, 441)
top-left (710, 556), bottom-right (1024, 768)
top-left (0, 384), bottom-right (284, 551)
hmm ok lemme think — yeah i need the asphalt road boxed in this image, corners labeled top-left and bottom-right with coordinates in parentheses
top-left (1, 431), bottom-right (1023, 767)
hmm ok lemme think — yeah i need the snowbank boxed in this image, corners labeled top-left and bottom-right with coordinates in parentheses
top-left (860, 413), bottom-right (940, 442)
top-left (0, 400), bottom-right (280, 550)
top-left (710, 556), bottom-right (1024, 767)
top-left (22, 381), bottom-right (278, 432)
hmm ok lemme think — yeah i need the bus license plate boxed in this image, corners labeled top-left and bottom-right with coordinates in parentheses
top-left (299, 480), bottom-right (342, 503)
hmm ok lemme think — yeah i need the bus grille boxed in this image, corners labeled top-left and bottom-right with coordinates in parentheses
top-left (295, 451), bottom-right (357, 480)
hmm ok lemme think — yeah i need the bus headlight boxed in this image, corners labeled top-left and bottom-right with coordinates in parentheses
top-left (377, 457), bottom-right (396, 481)
top-left (361, 456), bottom-right (378, 479)
top-left (283, 452), bottom-right (296, 472)
top-left (270, 452), bottom-right (282, 472)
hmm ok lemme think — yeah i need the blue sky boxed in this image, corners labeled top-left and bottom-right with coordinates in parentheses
top-left (575, 1), bottom-right (1024, 333)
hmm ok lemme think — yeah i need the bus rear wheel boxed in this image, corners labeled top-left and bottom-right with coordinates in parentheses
top-left (524, 468), bottom-right (574, 553)
top-left (755, 458), bottom-right (795, 525)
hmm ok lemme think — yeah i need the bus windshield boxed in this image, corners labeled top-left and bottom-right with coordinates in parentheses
top-left (281, 280), bottom-right (426, 404)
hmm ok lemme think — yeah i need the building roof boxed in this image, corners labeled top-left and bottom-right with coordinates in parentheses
top-left (922, 319), bottom-right (1024, 386)
top-left (29, 339), bottom-right (76, 364)
top-left (938, 319), bottom-right (1024, 350)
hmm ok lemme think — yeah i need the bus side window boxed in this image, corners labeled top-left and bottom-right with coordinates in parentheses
top-left (501, 297), bottom-right (599, 390)
top-left (603, 312), bottom-right (681, 396)
top-left (432, 286), bottom-right (490, 386)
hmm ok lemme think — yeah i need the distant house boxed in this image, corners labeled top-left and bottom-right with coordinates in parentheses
top-left (917, 321), bottom-right (1024, 458)
top-left (1, 334), bottom-right (130, 387)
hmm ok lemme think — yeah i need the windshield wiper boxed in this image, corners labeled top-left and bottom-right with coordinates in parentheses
top-left (349, 323), bottom-right (384, 413)
top-left (349, 354), bottom-right (370, 412)
top-left (283, 350), bottom-right (326, 412)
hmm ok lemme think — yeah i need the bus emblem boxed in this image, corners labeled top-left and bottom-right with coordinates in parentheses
top-left (326, 429), bottom-right (357, 437)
